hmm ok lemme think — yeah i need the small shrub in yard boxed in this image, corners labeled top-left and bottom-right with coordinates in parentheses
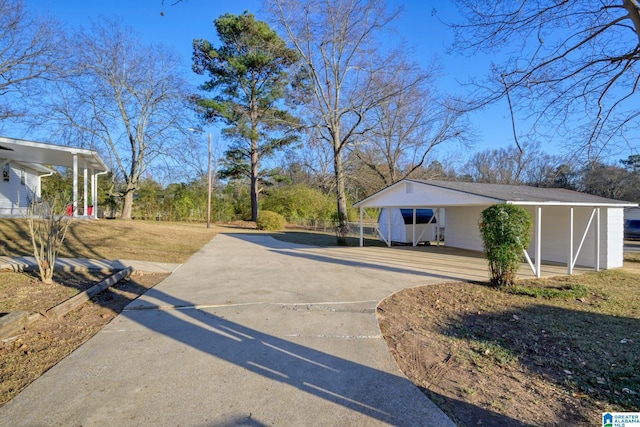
top-left (25, 196), bottom-right (72, 284)
top-left (256, 210), bottom-right (286, 231)
top-left (479, 203), bottom-right (533, 287)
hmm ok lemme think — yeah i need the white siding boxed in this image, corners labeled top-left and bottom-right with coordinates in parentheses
top-left (524, 206), bottom-right (625, 269)
top-left (605, 208), bottom-right (624, 269)
top-left (362, 181), bottom-right (499, 208)
top-left (0, 163), bottom-right (40, 216)
top-left (445, 206), bottom-right (485, 252)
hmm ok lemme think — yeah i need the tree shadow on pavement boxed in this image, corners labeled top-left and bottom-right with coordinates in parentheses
top-left (223, 232), bottom-right (490, 282)
top-left (123, 288), bottom-right (452, 426)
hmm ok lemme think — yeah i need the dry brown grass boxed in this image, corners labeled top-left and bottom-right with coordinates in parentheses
top-left (0, 219), bottom-right (218, 263)
top-left (0, 218), bottom-right (218, 405)
top-left (0, 270), bottom-right (167, 406)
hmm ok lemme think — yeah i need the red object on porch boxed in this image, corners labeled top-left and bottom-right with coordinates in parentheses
top-left (66, 205), bottom-right (73, 216)
top-left (87, 206), bottom-right (93, 216)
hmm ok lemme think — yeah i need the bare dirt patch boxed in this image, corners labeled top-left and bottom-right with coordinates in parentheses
top-left (0, 270), bottom-right (167, 406)
top-left (378, 268), bottom-right (640, 426)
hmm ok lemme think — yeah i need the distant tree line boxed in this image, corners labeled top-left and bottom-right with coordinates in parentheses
top-left (3, 0), bottom-right (639, 225)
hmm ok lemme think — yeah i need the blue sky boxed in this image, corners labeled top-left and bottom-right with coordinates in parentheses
top-left (26, 0), bottom-right (524, 166)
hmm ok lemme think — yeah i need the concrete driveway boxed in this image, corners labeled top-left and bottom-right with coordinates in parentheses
top-left (0, 233), bottom-right (580, 426)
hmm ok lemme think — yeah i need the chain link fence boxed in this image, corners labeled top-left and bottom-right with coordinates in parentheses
top-left (286, 218), bottom-right (380, 239)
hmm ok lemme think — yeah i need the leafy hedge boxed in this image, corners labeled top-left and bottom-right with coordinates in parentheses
top-left (479, 203), bottom-right (533, 287)
top-left (256, 210), bottom-right (286, 231)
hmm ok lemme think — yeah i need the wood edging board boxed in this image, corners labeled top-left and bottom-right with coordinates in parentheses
top-left (0, 267), bottom-right (134, 340)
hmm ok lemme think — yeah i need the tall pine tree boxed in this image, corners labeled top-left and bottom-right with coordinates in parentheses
top-left (193, 12), bottom-right (302, 222)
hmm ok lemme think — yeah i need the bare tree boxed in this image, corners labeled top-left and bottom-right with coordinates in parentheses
top-left (46, 18), bottom-right (194, 219)
top-left (0, 0), bottom-right (61, 121)
top-left (269, 0), bottom-right (424, 235)
top-left (443, 0), bottom-right (640, 161)
top-left (352, 58), bottom-right (468, 186)
top-left (579, 161), bottom-right (639, 201)
top-left (462, 142), bottom-right (545, 184)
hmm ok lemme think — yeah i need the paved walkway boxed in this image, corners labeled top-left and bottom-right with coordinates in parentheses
top-left (0, 255), bottom-right (180, 274)
top-left (0, 233), bottom-right (464, 426)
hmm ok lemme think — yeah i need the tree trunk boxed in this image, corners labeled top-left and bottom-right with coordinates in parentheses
top-left (121, 190), bottom-right (134, 220)
top-left (333, 146), bottom-right (349, 243)
top-left (41, 266), bottom-right (53, 285)
top-left (250, 140), bottom-right (259, 222)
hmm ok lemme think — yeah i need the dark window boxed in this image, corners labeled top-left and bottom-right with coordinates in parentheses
top-left (399, 209), bottom-right (436, 225)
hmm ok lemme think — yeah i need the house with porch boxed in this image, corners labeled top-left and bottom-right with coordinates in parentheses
top-left (0, 136), bottom-right (109, 217)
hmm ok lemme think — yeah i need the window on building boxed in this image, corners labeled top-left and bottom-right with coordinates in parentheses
top-left (2, 164), bottom-right (9, 182)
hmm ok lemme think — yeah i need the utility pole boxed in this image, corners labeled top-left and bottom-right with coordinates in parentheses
top-left (207, 133), bottom-right (212, 229)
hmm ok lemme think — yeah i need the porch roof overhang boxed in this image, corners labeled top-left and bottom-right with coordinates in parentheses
top-left (11, 161), bottom-right (57, 175)
top-left (0, 136), bottom-right (109, 172)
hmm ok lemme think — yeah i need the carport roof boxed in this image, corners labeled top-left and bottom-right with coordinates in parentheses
top-left (0, 136), bottom-right (109, 172)
top-left (354, 179), bottom-right (638, 208)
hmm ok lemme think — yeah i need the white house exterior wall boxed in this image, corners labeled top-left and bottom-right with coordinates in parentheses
top-left (0, 163), bottom-right (39, 215)
top-left (444, 206), bottom-right (485, 252)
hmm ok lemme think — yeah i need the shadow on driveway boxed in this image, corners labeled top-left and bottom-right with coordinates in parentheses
top-left (123, 286), bottom-right (452, 426)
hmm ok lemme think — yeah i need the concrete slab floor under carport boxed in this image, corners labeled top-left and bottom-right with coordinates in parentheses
top-left (276, 241), bottom-right (594, 283)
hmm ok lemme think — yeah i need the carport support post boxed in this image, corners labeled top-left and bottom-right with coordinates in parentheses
top-left (359, 207), bottom-right (363, 247)
top-left (412, 208), bottom-right (417, 247)
top-left (534, 206), bottom-right (541, 278)
top-left (387, 207), bottom-right (392, 247)
top-left (436, 208), bottom-right (441, 247)
top-left (595, 207), bottom-right (600, 271)
top-left (568, 207), bottom-right (574, 275)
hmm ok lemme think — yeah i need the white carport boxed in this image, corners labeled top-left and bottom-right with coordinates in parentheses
top-left (0, 136), bottom-right (109, 218)
top-left (354, 179), bottom-right (638, 277)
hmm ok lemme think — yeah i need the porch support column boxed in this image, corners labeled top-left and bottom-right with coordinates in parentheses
top-left (90, 169), bottom-right (97, 219)
top-left (83, 162), bottom-right (88, 217)
top-left (72, 153), bottom-right (78, 217)
top-left (568, 207), bottom-right (574, 275)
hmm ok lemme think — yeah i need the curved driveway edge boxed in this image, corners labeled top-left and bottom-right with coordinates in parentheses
top-left (0, 233), bottom-right (456, 426)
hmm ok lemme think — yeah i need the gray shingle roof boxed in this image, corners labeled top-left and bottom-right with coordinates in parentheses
top-left (410, 179), bottom-right (634, 205)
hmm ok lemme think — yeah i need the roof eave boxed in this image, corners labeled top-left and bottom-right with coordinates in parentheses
top-left (508, 201), bottom-right (639, 208)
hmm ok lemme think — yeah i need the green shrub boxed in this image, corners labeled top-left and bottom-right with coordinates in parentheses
top-left (256, 210), bottom-right (286, 231)
top-left (261, 184), bottom-right (335, 220)
top-left (479, 203), bottom-right (533, 287)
